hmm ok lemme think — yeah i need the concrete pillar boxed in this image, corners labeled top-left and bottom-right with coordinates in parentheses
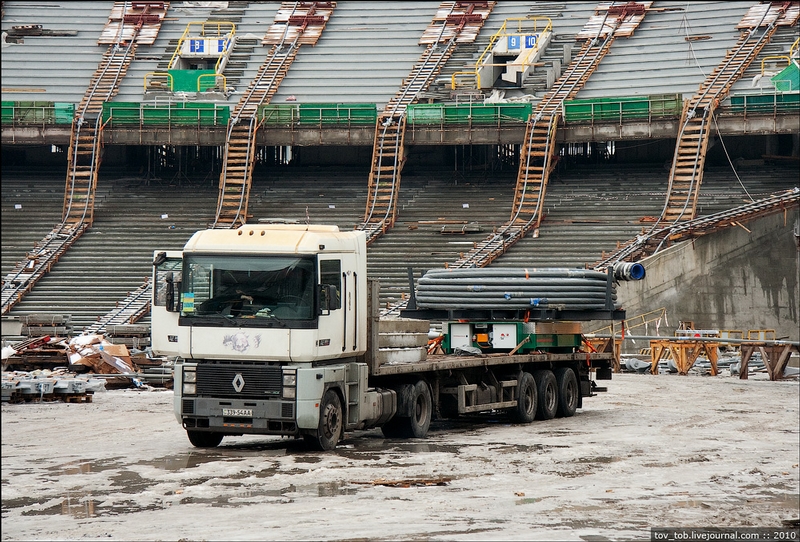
top-left (563, 42), bottom-right (573, 65)
top-left (552, 59), bottom-right (561, 78)
top-left (546, 68), bottom-right (555, 90)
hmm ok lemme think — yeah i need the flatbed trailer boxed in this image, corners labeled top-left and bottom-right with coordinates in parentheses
top-left (153, 224), bottom-right (630, 450)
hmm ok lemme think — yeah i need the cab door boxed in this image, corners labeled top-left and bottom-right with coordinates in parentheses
top-left (315, 257), bottom-right (346, 358)
top-left (151, 251), bottom-right (182, 357)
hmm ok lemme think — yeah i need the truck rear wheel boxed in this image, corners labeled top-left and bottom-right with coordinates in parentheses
top-left (187, 430), bottom-right (223, 448)
top-left (554, 367), bottom-right (579, 418)
top-left (510, 372), bottom-right (537, 423)
top-left (380, 380), bottom-right (431, 439)
top-left (311, 389), bottom-right (343, 451)
top-left (533, 370), bottom-right (558, 420)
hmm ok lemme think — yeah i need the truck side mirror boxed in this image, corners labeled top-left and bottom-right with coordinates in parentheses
top-left (165, 272), bottom-right (180, 313)
top-left (319, 284), bottom-right (341, 312)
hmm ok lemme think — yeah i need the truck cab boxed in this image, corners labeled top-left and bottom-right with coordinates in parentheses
top-left (152, 224), bottom-right (389, 450)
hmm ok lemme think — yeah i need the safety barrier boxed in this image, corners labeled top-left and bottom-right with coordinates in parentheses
top-left (1, 101), bottom-right (75, 125)
top-left (405, 103), bottom-right (531, 125)
top-left (258, 103), bottom-right (377, 125)
top-left (728, 91), bottom-right (800, 113)
top-left (561, 94), bottom-right (682, 122)
top-left (101, 102), bottom-right (230, 126)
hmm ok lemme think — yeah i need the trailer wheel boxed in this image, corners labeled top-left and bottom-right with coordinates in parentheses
top-left (510, 372), bottom-right (537, 423)
top-left (380, 380), bottom-right (431, 439)
top-left (533, 370), bottom-right (558, 420)
top-left (408, 380), bottom-right (432, 438)
top-left (187, 431), bottom-right (223, 448)
top-left (554, 367), bottom-right (579, 418)
top-left (311, 389), bottom-right (343, 451)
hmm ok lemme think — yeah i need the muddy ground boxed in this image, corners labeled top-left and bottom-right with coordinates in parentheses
top-left (2, 372), bottom-right (798, 541)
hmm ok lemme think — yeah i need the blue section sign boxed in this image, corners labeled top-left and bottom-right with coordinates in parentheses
top-left (190, 39), bottom-right (204, 53)
top-left (507, 35), bottom-right (538, 50)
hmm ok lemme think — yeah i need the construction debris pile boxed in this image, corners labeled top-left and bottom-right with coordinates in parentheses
top-left (2, 333), bottom-right (173, 403)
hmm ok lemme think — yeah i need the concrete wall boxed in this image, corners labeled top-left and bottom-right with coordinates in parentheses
top-left (617, 209), bottom-right (800, 345)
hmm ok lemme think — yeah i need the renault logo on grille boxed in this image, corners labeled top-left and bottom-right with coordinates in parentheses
top-left (232, 373), bottom-right (245, 393)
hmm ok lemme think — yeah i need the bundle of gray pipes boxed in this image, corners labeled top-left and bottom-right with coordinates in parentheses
top-left (414, 263), bottom-right (645, 311)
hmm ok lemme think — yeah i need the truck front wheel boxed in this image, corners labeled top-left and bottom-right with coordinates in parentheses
top-left (187, 430), bottom-right (223, 448)
top-left (310, 389), bottom-right (343, 451)
top-left (510, 372), bottom-right (537, 423)
top-left (533, 370), bottom-right (558, 420)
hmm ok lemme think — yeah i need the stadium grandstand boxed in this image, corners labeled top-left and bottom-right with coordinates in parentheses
top-left (2, 0), bottom-right (798, 346)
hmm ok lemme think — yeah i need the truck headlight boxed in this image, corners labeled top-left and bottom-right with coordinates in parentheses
top-left (183, 383), bottom-right (196, 395)
top-left (282, 369), bottom-right (296, 399)
top-left (183, 370), bottom-right (196, 383)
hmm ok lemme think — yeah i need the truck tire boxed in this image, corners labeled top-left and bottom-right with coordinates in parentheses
top-left (187, 431), bottom-right (223, 448)
top-left (533, 370), bottom-right (558, 420)
top-left (510, 372), bottom-right (537, 423)
top-left (312, 389), bottom-right (344, 451)
top-left (380, 380), bottom-right (431, 439)
top-left (554, 366), bottom-right (579, 418)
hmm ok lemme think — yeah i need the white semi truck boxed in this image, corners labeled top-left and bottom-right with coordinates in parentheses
top-left (152, 224), bottom-right (636, 450)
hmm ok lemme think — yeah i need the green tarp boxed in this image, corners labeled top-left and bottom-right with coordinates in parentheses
top-left (771, 61), bottom-right (799, 92)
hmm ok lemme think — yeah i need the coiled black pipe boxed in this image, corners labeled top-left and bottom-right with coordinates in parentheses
top-left (416, 268), bottom-right (621, 311)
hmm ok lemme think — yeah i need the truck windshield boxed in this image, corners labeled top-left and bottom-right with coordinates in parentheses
top-left (181, 255), bottom-right (315, 321)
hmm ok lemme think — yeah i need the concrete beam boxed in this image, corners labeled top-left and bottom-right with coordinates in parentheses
top-left (2, 112), bottom-right (798, 147)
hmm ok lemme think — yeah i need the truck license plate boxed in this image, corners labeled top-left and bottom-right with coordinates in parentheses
top-left (222, 408), bottom-right (252, 417)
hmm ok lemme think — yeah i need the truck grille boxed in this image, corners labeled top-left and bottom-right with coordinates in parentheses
top-left (196, 364), bottom-right (282, 399)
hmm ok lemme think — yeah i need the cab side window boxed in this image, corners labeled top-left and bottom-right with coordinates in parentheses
top-left (320, 260), bottom-right (341, 311)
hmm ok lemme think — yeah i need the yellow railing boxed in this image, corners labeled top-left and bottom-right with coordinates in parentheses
top-left (588, 307), bottom-right (669, 336)
top-left (451, 16), bottom-right (552, 90)
top-left (760, 55), bottom-right (791, 76)
top-left (167, 21), bottom-right (236, 74)
top-left (790, 37), bottom-right (799, 59)
top-left (747, 329), bottom-right (776, 341)
top-left (197, 73), bottom-right (227, 92)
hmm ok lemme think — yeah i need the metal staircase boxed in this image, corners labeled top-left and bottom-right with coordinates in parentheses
top-left (82, 279), bottom-right (153, 335)
top-left (659, 1), bottom-right (799, 226)
top-left (450, 1), bottom-right (651, 270)
top-left (212, 1), bottom-right (335, 228)
top-left (594, 188), bottom-right (800, 269)
top-left (358, 1), bottom-right (496, 244)
top-left (1, 1), bottom-right (169, 316)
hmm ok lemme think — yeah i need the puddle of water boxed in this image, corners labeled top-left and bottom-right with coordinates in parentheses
top-left (2, 496), bottom-right (46, 510)
top-left (21, 493), bottom-right (97, 518)
top-left (57, 457), bottom-right (122, 475)
top-left (109, 470), bottom-right (151, 494)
